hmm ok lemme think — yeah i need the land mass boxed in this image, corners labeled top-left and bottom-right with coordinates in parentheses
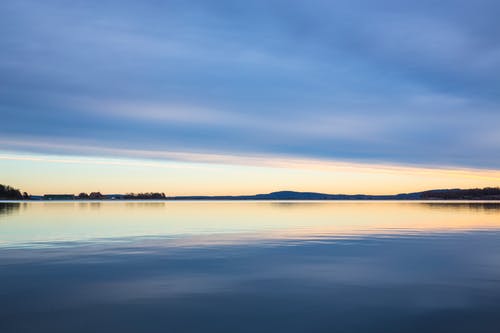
top-left (168, 188), bottom-right (500, 200)
top-left (1, 184), bottom-right (500, 200)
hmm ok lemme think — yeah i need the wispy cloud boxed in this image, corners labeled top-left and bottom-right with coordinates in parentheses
top-left (1, 139), bottom-right (499, 183)
top-left (1, 0), bottom-right (499, 170)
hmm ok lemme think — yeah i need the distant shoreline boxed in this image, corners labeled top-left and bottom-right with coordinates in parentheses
top-left (2, 199), bottom-right (500, 204)
top-left (2, 187), bottom-right (500, 201)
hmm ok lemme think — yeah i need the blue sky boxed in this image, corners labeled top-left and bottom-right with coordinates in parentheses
top-left (1, 1), bottom-right (499, 193)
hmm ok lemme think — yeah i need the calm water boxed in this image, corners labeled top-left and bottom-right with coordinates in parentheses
top-left (1, 201), bottom-right (500, 332)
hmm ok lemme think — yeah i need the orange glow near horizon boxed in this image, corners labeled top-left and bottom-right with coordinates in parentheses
top-left (0, 150), bottom-right (499, 196)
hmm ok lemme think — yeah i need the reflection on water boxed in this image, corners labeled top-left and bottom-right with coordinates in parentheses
top-left (2, 201), bottom-right (500, 247)
top-left (1, 201), bottom-right (500, 333)
top-left (0, 202), bottom-right (21, 217)
top-left (420, 201), bottom-right (500, 212)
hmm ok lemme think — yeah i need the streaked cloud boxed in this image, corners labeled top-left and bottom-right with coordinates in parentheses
top-left (2, 137), bottom-right (499, 186)
top-left (1, 0), bottom-right (499, 179)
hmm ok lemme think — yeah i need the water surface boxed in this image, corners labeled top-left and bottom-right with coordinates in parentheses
top-left (1, 201), bottom-right (500, 332)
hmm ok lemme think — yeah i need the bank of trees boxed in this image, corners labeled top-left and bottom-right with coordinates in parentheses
top-left (124, 192), bottom-right (166, 199)
top-left (75, 192), bottom-right (166, 199)
top-left (77, 192), bottom-right (105, 199)
top-left (0, 184), bottom-right (29, 200)
top-left (421, 187), bottom-right (500, 200)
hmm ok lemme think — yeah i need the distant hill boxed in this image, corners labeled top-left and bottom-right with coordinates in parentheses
top-left (168, 190), bottom-right (418, 200)
top-left (169, 187), bottom-right (500, 201)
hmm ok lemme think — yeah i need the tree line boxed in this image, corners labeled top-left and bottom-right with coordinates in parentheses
top-left (123, 192), bottom-right (166, 199)
top-left (76, 192), bottom-right (166, 199)
top-left (0, 184), bottom-right (29, 200)
top-left (421, 187), bottom-right (500, 200)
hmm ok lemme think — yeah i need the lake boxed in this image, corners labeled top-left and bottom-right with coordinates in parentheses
top-left (1, 201), bottom-right (500, 332)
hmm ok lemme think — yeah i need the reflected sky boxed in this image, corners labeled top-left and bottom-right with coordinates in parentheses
top-left (1, 201), bottom-right (500, 247)
top-left (1, 202), bottom-right (500, 332)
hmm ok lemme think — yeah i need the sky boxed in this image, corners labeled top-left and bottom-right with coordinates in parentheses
top-left (1, 0), bottom-right (499, 195)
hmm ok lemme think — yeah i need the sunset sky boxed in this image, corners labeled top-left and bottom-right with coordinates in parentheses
top-left (1, 0), bottom-right (499, 195)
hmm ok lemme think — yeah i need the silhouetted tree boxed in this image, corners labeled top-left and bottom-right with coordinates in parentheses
top-left (78, 192), bottom-right (90, 199)
top-left (89, 192), bottom-right (104, 200)
top-left (124, 192), bottom-right (166, 199)
top-left (0, 184), bottom-right (26, 200)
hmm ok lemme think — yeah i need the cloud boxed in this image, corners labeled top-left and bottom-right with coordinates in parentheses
top-left (0, 0), bottom-right (499, 169)
top-left (1, 139), bottom-right (500, 184)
